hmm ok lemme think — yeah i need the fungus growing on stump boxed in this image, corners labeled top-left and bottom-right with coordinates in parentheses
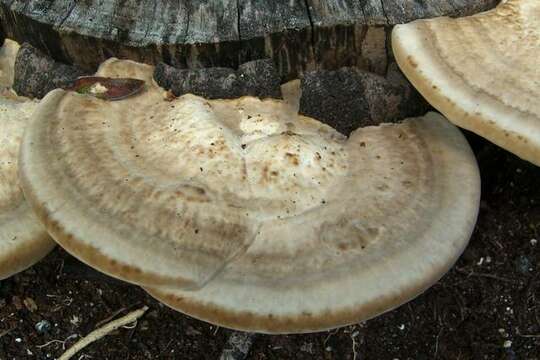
top-left (0, 40), bottom-right (54, 280)
top-left (19, 59), bottom-right (480, 333)
top-left (392, 0), bottom-right (540, 166)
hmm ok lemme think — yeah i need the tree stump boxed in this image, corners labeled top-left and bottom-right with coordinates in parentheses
top-left (0, 0), bottom-right (498, 80)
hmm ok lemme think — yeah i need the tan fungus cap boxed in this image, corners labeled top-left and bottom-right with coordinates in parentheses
top-left (0, 92), bottom-right (54, 279)
top-left (280, 79), bottom-right (301, 113)
top-left (20, 59), bottom-right (480, 332)
top-left (1, 39), bottom-right (54, 279)
top-left (392, 0), bottom-right (540, 166)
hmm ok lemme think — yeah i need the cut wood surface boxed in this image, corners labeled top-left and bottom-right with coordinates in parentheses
top-left (0, 0), bottom-right (498, 79)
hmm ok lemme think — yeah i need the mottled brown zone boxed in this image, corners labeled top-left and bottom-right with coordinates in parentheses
top-left (0, 231), bottom-right (54, 280)
top-left (174, 189), bottom-right (210, 202)
top-left (174, 185), bottom-right (210, 203)
top-left (320, 217), bottom-right (380, 253)
top-left (285, 152), bottom-right (300, 166)
top-left (48, 94), bottom-right (247, 260)
top-left (18, 170), bottom-right (196, 288)
top-left (145, 264), bottom-right (445, 334)
top-left (281, 130), bottom-right (297, 137)
top-left (261, 165), bottom-right (270, 183)
top-left (407, 55), bottom-right (418, 68)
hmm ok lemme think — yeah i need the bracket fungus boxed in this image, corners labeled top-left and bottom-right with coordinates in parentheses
top-left (0, 41), bottom-right (54, 280)
top-left (20, 59), bottom-right (480, 333)
top-left (392, 0), bottom-right (540, 166)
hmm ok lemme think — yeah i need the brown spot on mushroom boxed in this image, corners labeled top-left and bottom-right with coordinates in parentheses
top-left (402, 180), bottom-right (413, 187)
top-left (407, 55), bottom-right (418, 68)
top-left (174, 186), bottom-right (209, 203)
top-left (285, 152), bottom-right (300, 166)
top-left (261, 165), bottom-right (270, 182)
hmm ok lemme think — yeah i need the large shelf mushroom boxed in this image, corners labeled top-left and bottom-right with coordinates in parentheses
top-left (0, 39), bottom-right (54, 280)
top-left (392, 0), bottom-right (540, 166)
top-left (19, 59), bottom-right (481, 333)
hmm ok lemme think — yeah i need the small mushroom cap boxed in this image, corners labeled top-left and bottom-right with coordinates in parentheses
top-left (20, 59), bottom-right (480, 332)
top-left (392, 0), bottom-right (540, 166)
top-left (0, 93), bottom-right (54, 280)
top-left (0, 39), bottom-right (20, 88)
top-left (280, 79), bottom-right (301, 112)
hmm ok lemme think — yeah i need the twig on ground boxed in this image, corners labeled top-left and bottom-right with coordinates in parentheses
top-left (323, 328), bottom-right (339, 346)
top-left (434, 327), bottom-right (443, 359)
top-left (0, 327), bottom-right (15, 339)
top-left (95, 306), bottom-right (127, 328)
top-left (350, 329), bottom-right (360, 360)
top-left (37, 336), bottom-right (77, 350)
top-left (455, 268), bottom-right (516, 283)
top-left (517, 329), bottom-right (540, 338)
top-left (58, 306), bottom-right (148, 360)
top-left (158, 339), bottom-right (174, 357)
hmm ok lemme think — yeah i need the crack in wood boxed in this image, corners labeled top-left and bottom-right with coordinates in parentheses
top-left (303, 0), bottom-right (315, 48)
top-left (236, 0), bottom-right (241, 41)
top-left (379, 0), bottom-right (390, 25)
top-left (58, 1), bottom-right (76, 28)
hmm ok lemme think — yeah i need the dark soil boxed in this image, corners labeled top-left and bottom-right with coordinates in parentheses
top-left (0, 132), bottom-right (539, 360)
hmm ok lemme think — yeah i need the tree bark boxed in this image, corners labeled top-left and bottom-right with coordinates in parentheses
top-left (0, 0), bottom-right (498, 80)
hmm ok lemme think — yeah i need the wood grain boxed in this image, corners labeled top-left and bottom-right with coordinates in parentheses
top-left (0, 0), bottom-right (499, 80)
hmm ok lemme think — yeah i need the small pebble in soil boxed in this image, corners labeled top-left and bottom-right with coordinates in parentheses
top-left (70, 315), bottom-right (81, 326)
top-left (35, 319), bottom-right (52, 334)
top-left (531, 238), bottom-right (538, 246)
top-left (515, 255), bottom-right (532, 274)
top-left (503, 340), bottom-right (512, 348)
top-left (300, 343), bottom-right (314, 354)
top-left (23, 297), bottom-right (38, 312)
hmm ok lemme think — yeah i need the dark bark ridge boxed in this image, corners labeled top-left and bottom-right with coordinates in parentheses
top-left (299, 64), bottom-right (429, 135)
top-left (154, 59), bottom-right (282, 100)
top-left (0, 0), bottom-right (498, 80)
top-left (13, 42), bottom-right (88, 99)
